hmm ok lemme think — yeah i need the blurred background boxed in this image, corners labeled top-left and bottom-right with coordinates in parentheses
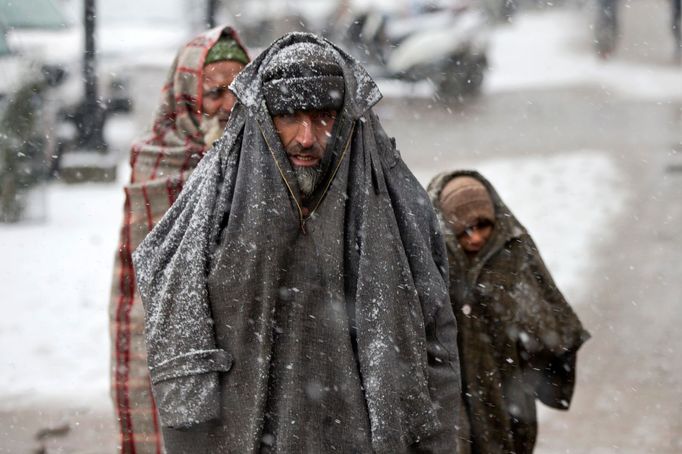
top-left (1, 0), bottom-right (680, 452)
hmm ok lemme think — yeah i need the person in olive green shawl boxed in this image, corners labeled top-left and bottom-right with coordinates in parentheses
top-left (428, 170), bottom-right (590, 454)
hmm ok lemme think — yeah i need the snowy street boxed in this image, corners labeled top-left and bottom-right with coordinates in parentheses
top-left (1, 1), bottom-right (681, 452)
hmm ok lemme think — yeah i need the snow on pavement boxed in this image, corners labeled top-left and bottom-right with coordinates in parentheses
top-left (0, 183), bottom-right (123, 408)
top-left (485, 9), bottom-right (682, 101)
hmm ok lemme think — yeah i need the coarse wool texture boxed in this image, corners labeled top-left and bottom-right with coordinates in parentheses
top-left (428, 170), bottom-right (591, 454)
top-left (261, 41), bottom-right (345, 115)
top-left (133, 32), bottom-right (466, 454)
top-left (108, 25), bottom-right (248, 454)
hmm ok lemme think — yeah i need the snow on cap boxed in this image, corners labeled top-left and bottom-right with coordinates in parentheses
top-left (262, 42), bottom-right (345, 116)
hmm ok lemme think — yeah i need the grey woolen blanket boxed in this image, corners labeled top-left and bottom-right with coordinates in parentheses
top-left (133, 32), bottom-right (464, 453)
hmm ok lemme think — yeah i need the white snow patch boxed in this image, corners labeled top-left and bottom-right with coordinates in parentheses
top-left (485, 10), bottom-right (682, 101)
top-left (0, 182), bottom-right (124, 408)
top-left (377, 78), bottom-right (435, 98)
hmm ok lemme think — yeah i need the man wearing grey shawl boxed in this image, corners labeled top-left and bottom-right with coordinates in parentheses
top-left (133, 32), bottom-right (465, 453)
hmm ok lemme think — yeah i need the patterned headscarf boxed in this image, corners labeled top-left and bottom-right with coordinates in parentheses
top-left (129, 25), bottom-right (249, 185)
top-left (110, 25), bottom-right (249, 454)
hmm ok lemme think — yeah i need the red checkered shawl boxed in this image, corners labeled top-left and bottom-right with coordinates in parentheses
top-left (109, 25), bottom-right (248, 454)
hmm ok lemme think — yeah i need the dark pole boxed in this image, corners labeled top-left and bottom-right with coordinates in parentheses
top-left (84, 0), bottom-right (97, 103)
top-left (206, 0), bottom-right (219, 28)
top-left (77, 0), bottom-right (107, 151)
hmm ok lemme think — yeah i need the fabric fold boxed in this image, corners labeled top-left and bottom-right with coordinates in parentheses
top-left (150, 349), bottom-right (233, 384)
top-left (153, 372), bottom-right (221, 428)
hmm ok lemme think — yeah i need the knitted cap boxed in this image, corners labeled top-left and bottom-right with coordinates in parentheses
top-left (205, 36), bottom-right (249, 66)
top-left (262, 42), bottom-right (345, 116)
top-left (440, 176), bottom-right (495, 235)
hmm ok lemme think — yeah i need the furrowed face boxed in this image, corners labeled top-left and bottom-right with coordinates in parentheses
top-left (273, 110), bottom-right (337, 197)
top-left (273, 110), bottom-right (337, 167)
top-left (201, 60), bottom-right (245, 129)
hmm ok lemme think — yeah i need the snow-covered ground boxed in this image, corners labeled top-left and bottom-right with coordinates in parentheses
top-left (0, 182), bottom-right (123, 407)
top-left (485, 9), bottom-right (682, 101)
top-left (4, 4), bottom-right (674, 409)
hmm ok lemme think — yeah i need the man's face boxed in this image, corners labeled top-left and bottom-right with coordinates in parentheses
top-left (456, 219), bottom-right (494, 255)
top-left (273, 110), bottom-right (337, 196)
top-left (202, 60), bottom-right (245, 128)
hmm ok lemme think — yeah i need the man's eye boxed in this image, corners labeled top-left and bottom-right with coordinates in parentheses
top-left (205, 87), bottom-right (228, 99)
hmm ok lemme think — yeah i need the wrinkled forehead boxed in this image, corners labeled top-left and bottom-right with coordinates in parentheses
top-left (203, 60), bottom-right (245, 85)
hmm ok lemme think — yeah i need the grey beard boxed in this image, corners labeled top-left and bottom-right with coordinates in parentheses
top-left (200, 116), bottom-right (223, 147)
top-left (294, 165), bottom-right (322, 197)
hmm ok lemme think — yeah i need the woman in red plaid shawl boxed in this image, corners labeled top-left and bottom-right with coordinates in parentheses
top-left (109, 25), bottom-right (249, 454)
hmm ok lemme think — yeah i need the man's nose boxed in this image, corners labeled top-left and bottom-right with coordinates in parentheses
top-left (468, 231), bottom-right (483, 243)
top-left (295, 115), bottom-right (315, 148)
